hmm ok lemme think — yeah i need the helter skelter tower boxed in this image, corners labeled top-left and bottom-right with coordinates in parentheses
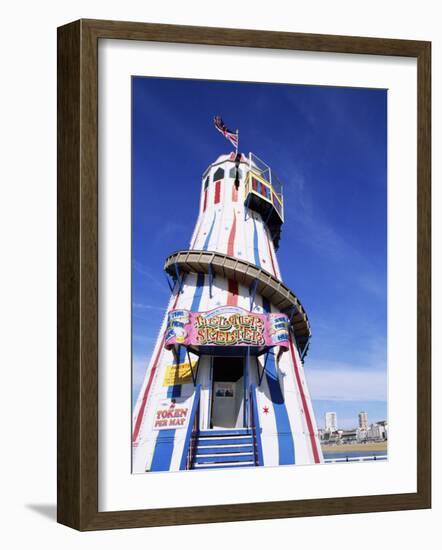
top-left (132, 147), bottom-right (323, 472)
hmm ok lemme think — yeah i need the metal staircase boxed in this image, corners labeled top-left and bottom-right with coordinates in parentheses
top-left (191, 429), bottom-right (256, 469)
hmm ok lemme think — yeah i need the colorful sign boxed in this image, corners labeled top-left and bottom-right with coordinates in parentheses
top-left (165, 305), bottom-right (289, 350)
top-left (162, 361), bottom-right (195, 387)
top-left (153, 398), bottom-right (189, 430)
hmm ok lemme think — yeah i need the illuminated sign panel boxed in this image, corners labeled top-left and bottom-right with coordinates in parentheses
top-left (165, 306), bottom-right (289, 350)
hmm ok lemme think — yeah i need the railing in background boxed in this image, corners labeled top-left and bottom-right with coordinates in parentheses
top-left (249, 383), bottom-right (264, 466)
top-left (324, 455), bottom-right (388, 464)
top-left (179, 384), bottom-right (201, 470)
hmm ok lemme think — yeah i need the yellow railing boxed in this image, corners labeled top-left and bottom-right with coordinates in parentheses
top-left (245, 170), bottom-right (284, 222)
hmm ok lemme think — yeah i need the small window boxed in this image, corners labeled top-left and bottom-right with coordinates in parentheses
top-left (213, 167), bottom-right (224, 181)
top-left (204, 176), bottom-right (209, 190)
top-left (214, 180), bottom-right (221, 204)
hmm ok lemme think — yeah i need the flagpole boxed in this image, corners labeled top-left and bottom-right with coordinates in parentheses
top-left (235, 129), bottom-right (239, 154)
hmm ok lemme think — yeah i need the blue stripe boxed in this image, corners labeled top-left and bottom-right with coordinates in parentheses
top-left (167, 385), bottom-right (182, 397)
top-left (252, 216), bottom-right (261, 268)
top-left (167, 346), bottom-right (187, 398)
top-left (262, 298), bottom-right (295, 465)
top-left (202, 214), bottom-right (216, 251)
top-left (150, 429), bottom-right (175, 471)
top-left (151, 346), bottom-right (186, 471)
top-left (190, 273), bottom-right (205, 311)
top-left (151, 274), bottom-right (206, 471)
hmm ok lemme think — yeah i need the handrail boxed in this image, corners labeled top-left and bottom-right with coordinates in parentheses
top-left (249, 384), bottom-right (264, 466)
top-left (247, 169), bottom-right (283, 207)
top-left (179, 384), bottom-right (201, 470)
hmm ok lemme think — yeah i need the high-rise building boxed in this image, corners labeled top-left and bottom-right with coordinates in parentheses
top-left (358, 411), bottom-right (369, 431)
top-left (132, 149), bottom-right (323, 472)
top-left (325, 412), bottom-right (337, 432)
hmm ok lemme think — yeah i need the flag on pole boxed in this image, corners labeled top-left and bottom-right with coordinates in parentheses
top-left (213, 116), bottom-right (238, 151)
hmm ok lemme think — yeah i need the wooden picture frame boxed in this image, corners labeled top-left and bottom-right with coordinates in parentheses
top-left (57, 18), bottom-right (431, 531)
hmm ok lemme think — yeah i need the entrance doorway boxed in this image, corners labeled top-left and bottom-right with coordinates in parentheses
top-left (211, 357), bottom-right (244, 429)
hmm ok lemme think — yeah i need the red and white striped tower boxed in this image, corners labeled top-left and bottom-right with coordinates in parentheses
top-left (132, 151), bottom-right (323, 472)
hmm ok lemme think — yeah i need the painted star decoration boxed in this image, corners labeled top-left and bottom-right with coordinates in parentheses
top-left (263, 406), bottom-right (270, 414)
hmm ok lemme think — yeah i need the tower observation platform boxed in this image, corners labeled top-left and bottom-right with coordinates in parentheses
top-left (244, 153), bottom-right (284, 250)
top-left (132, 150), bottom-right (322, 473)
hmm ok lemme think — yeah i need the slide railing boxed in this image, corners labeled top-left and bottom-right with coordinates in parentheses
top-left (249, 383), bottom-right (264, 466)
top-left (179, 384), bottom-right (201, 470)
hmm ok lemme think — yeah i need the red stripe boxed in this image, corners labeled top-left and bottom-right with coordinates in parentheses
top-left (266, 228), bottom-right (277, 277)
top-left (214, 180), bottom-right (221, 204)
top-left (232, 184), bottom-right (238, 202)
top-left (132, 337), bottom-right (163, 443)
top-left (132, 290), bottom-right (181, 443)
top-left (203, 189), bottom-right (207, 212)
top-left (227, 279), bottom-right (239, 306)
top-left (227, 211), bottom-right (237, 256)
top-left (288, 337), bottom-right (321, 463)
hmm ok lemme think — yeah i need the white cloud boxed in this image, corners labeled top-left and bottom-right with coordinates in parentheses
top-left (133, 302), bottom-right (167, 311)
top-left (132, 260), bottom-right (169, 296)
top-left (305, 361), bottom-right (387, 402)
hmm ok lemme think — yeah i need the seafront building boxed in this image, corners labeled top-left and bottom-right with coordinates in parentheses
top-left (132, 151), bottom-right (323, 471)
top-left (367, 422), bottom-right (388, 441)
top-left (325, 412), bottom-right (338, 432)
top-left (358, 411), bottom-right (369, 431)
top-left (320, 412), bottom-right (388, 445)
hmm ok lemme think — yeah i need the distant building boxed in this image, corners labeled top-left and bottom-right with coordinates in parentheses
top-left (325, 412), bottom-right (338, 432)
top-left (321, 429), bottom-right (340, 444)
top-left (358, 411), bottom-right (369, 431)
top-left (340, 429), bottom-right (358, 444)
top-left (378, 420), bottom-right (388, 440)
top-left (367, 422), bottom-right (388, 441)
top-left (356, 427), bottom-right (367, 442)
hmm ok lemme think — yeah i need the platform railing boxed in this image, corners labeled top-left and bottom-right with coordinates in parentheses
top-left (245, 170), bottom-right (284, 223)
top-left (249, 383), bottom-right (264, 466)
top-left (247, 152), bottom-right (284, 216)
top-left (180, 384), bottom-right (201, 470)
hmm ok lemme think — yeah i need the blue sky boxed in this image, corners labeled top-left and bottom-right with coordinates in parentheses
top-left (132, 76), bottom-right (387, 430)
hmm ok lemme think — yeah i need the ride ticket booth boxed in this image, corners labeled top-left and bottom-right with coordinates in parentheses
top-left (211, 356), bottom-right (244, 429)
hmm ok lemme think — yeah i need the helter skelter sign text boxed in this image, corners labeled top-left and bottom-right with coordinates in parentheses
top-left (165, 305), bottom-right (289, 350)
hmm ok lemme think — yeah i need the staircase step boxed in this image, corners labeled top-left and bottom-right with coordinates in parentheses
top-left (196, 451), bottom-right (253, 459)
top-left (197, 437), bottom-right (252, 446)
top-left (196, 445), bottom-right (254, 455)
top-left (194, 454), bottom-right (254, 464)
top-left (194, 462), bottom-right (255, 469)
top-left (199, 429), bottom-right (252, 437)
